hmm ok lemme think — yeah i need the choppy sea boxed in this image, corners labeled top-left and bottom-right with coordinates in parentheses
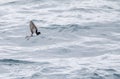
top-left (0, 0), bottom-right (120, 79)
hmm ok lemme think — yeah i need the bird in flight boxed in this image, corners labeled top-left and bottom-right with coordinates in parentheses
top-left (25, 21), bottom-right (41, 40)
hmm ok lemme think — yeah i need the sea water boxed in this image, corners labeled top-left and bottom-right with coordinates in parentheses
top-left (0, 0), bottom-right (120, 79)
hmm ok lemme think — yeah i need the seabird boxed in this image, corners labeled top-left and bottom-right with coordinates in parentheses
top-left (30, 21), bottom-right (41, 36)
top-left (25, 21), bottom-right (41, 40)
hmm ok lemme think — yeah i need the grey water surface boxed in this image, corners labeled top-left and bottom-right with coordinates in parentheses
top-left (0, 0), bottom-right (120, 79)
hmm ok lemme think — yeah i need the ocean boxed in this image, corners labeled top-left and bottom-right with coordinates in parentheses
top-left (0, 0), bottom-right (120, 79)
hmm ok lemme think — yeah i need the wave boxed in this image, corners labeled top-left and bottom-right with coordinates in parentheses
top-left (0, 59), bottom-right (50, 66)
top-left (5, 54), bottom-right (119, 79)
top-left (1, 0), bottom-right (23, 6)
top-left (0, 59), bottom-right (34, 64)
top-left (0, 0), bottom-right (51, 6)
top-left (43, 24), bottom-right (91, 32)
